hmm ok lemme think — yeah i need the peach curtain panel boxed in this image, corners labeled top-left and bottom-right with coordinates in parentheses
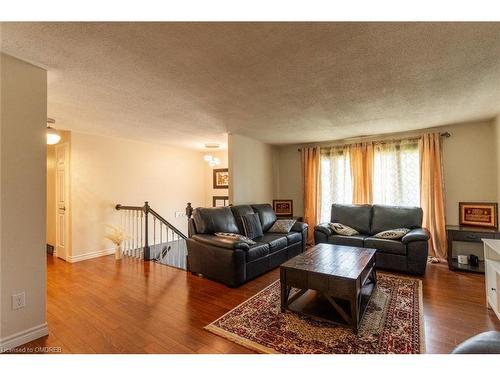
top-left (300, 147), bottom-right (321, 244)
top-left (349, 143), bottom-right (374, 204)
top-left (419, 133), bottom-right (447, 259)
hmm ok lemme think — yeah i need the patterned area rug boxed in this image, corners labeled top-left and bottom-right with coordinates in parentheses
top-left (205, 274), bottom-right (424, 354)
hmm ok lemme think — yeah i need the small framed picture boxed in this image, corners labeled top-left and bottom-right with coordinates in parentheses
top-left (213, 196), bottom-right (229, 207)
top-left (273, 199), bottom-right (293, 217)
top-left (459, 202), bottom-right (498, 229)
top-left (213, 168), bottom-right (229, 189)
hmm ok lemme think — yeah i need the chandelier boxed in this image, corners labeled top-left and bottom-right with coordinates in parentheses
top-left (203, 143), bottom-right (221, 166)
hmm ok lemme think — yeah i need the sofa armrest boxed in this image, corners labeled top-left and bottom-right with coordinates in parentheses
top-left (191, 234), bottom-right (250, 250)
top-left (291, 221), bottom-right (308, 232)
top-left (291, 221), bottom-right (308, 252)
top-left (402, 228), bottom-right (430, 244)
top-left (452, 331), bottom-right (500, 354)
top-left (187, 238), bottom-right (246, 287)
top-left (314, 223), bottom-right (333, 236)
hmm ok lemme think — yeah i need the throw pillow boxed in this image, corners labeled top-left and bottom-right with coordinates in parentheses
top-left (373, 228), bottom-right (411, 240)
top-left (241, 213), bottom-right (264, 239)
top-left (329, 223), bottom-right (359, 236)
top-left (214, 232), bottom-right (256, 245)
top-left (268, 219), bottom-right (296, 234)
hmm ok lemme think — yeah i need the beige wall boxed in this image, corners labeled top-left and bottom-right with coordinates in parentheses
top-left (0, 54), bottom-right (48, 347)
top-left (441, 120), bottom-right (497, 225)
top-left (228, 134), bottom-right (274, 205)
top-left (202, 150), bottom-right (228, 207)
top-left (69, 132), bottom-right (206, 259)
top-left (273, 145), bottom-right (303, 216)
top-left (273, 119), bottom-right (499, 225)
top-left (494, 115), bottom-right (500, 202)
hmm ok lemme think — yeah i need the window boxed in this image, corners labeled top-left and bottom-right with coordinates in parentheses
top-left (373, 140), bottom-right (420, 206)
top-left (320, 147), bottom-right (352, 222)
top-left (319, 139), bottom-right (421, 221)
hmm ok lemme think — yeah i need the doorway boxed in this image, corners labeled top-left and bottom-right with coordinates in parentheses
top-left (47, 130), bottom-right (71, 260)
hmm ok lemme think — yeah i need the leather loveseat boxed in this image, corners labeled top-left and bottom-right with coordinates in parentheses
top-left (187, 204), bottom-right (308, 287)
top-left (314, 204), bottom-right (429, 275)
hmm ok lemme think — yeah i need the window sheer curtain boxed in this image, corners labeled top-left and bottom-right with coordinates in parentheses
top-left (373, 140), bottom-right (420, 207)
top-left (320, 147), bottom-right (352, 223)
top-left (320, 139), bottom-right (419, 222)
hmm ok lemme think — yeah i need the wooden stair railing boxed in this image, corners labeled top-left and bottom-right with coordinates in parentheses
top-left (115, 202), bottom-right (187, 262)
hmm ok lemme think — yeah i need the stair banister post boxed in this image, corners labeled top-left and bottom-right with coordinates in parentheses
top-left (186, 202), bottom-right (193, 219)
top-left (144, 201), bottom-right (151, 261)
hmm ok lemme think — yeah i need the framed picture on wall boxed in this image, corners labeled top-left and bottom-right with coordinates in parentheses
top-left (213, 196), bottom-right (229, 207)
top-left (273, 199), bottom-right (293, 217)
top-left (459, 202), bottom-right (498, 229)
top-left (213, 168), bottom-right (229, 189)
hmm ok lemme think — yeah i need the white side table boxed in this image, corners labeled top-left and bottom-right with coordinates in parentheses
top-left (482, 239), bottom-right (500, 320)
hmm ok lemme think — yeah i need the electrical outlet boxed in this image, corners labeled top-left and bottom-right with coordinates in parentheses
top-left (12, 292), bottom-right (25, 310)
top-left (175, 211), bottom-right (186, 218)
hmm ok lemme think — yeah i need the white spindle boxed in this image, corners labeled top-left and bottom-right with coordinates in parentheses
top-left (128, 211), bottom-right (131, 257)
top-left (135, 211), bottom-right (139, 258)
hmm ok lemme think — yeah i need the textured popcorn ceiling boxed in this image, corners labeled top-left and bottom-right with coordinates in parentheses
top-left (2, 22), bottom-right (500, 149)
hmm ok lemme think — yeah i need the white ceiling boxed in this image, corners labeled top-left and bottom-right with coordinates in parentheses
top-left (2, 22), bottom-right (500, 149)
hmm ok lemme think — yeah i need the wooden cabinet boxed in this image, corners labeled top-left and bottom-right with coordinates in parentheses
top-left (483, 239), bottom-right (500, 320)
top-left (446, 226), bottom-right (500, 273)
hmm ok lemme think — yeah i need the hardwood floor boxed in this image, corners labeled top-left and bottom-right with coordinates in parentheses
top-left (20, 254), bottom-right (500, 354)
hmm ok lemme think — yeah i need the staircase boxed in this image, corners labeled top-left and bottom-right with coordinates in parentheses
top-left (115, 202), bottom-right (188, 269)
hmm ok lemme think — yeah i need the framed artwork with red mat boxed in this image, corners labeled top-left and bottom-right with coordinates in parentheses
top-left (459, 202), bottom-right (498, 229)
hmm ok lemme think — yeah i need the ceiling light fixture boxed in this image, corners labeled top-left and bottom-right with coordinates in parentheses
top-left (46, 118), bottom-right (61, 145)
top-left (204, 143), bottom-right (220, 149)
top-left (203, 143), bottom-right (221, 167)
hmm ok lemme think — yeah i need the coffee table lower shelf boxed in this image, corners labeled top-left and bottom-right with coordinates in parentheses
top-left (282, 279), bottom-right (375, 332)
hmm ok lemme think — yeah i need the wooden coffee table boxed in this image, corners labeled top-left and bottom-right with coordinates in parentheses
top-left (280, 243), bottom-right (377, 332)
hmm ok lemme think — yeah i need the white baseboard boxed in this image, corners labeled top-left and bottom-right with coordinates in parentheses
top-left (0, 323), bottom-right (49, 353)
top-left (67, 247), bottom-right (115, 263)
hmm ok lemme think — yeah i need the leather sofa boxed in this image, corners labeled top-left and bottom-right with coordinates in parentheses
top-left (451, 331), bottom-right (500, 354)
top-left (187, 204), bottom-right (308, 287)
top-left (314, 204), bottom-right (429, 275)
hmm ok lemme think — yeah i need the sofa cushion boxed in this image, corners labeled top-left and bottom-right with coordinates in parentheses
top-left (286, 231), bottom-right (302, 246)
top-left (251, 204), bottom-right (277, 232)
top-left (331, 204), bottom-right (372, 234)
top-left (374, 228), bottom-right (410, 240)
top-left (269, 219), bottom-right (296, 233)
top-left (230, 205), bottom-right (255, 233)
top-left (241, 213), bottom-right (264, 239)
top-left (215, 232), bottom-right (256, 245)
top-left (246, 243), bottom-right (270, 262)
top-left (329, 222), bottom-right (359, 236)
top-left (256, 233), bottom-right (288, 253)
top-left (371, 205), bottom-right (423, 235)
top-left (328, 234), bottom-right (367, 247)
top-left (365, 237), bottom-right (407, 256)
top-left (192, 207), bottom-right (239, 234)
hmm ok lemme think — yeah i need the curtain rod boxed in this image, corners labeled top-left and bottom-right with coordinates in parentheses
top-left (297, 132), bottom-right (451, 151)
